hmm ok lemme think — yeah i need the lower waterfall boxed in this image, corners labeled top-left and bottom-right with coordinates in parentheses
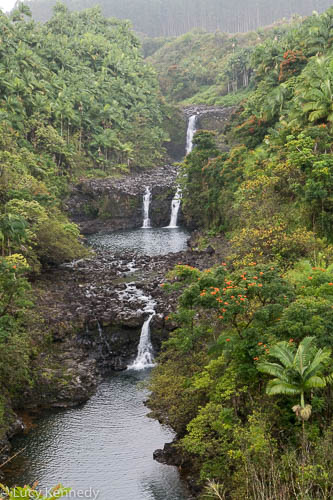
top-left (127, 312), bottom-right (155, 370)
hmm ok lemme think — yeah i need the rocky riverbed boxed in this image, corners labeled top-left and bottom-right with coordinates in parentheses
top-left (0, 231), bottom-right (228, 476)
top-left (66, 164), bottom-right (183, 234)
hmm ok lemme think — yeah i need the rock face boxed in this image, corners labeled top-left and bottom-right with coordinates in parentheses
top-left (66, 164), bottom-right (183, 234)
top-left (184, 105), bottom-right (235, 151)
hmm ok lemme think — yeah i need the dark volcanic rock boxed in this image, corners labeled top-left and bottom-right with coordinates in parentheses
top-left (65, 164), bottom-right (184, 234)
top-left (183, 105), bottom-right (235, 152)
top-left (153, 442), bottom-right (183, 466)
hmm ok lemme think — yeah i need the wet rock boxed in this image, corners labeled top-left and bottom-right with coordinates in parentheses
top-left (65, 164), bottom-right (184, 234)
top-left (153, 442), bottom-right (183, 466)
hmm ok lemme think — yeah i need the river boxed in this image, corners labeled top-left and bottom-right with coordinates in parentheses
top-left (88, 227), bottom-right (189, 256)
top-left (4, 228), bottom-right (191, 500)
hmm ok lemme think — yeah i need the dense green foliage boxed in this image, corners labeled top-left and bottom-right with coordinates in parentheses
top-left (149, 6), bottom-right (333, 498)
top-left (0, 3), bottom-right (166, 446)
top-left (151, 262), bottom-right (333, 498)
top-left (24, 0), bottom-right (332, 37)
top-left (147, 20), bottom-right (305, 106)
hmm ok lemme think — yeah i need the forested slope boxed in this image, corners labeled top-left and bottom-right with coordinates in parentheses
top-left (24, 0), bottom-right (333, 36)
top-left (149, 7), bottom-right (333, 499)
top-left (0, 4), bottom-right (165, 444)
top-left (146, 26), bottom-right (283, 105)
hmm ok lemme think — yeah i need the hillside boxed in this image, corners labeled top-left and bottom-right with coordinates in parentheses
top-left (0, 3), bottom-right (166, 449)
top-left (146, 25), bottom-right (287, 105)
top-left (24, 0), bottom-right (333, 36)
top-left (148, 6), bottom-right (333, 498)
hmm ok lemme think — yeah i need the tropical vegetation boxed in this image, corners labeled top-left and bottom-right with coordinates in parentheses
top-left (148, 5), bottom-right (333, 498)
top-left (24, 0), bottom-right (332, 37)
top-left (0, 1), bottom-right (166, 454)
top-left (3, 0), bottom-right (333, 497)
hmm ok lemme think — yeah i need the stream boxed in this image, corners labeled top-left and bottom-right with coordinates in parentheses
top-left (4, 228), bottom-right (191, 500)
top-left (5, 371), bottom-right (190, 500)
top-left (4, 115), bottom-right (198, 499)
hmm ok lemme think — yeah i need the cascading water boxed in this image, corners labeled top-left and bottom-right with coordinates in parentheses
top-left (128, 312), bottom-right (155, 370)
top-left (122, 284), bottom-right (156, 371)
top-left (166, 114), bottom-right (197, 229)
top-left (166, 187), bottom-right (182, 228)
top-left (97, 319), bottom-right (112, 356)
top-left (142, 186), bottom-right (152, 228)
top-left (186, 114), bottom-right (197, 155)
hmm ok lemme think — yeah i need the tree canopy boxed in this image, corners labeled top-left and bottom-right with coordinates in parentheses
top-left (23, 0), bottom-right (333, 37)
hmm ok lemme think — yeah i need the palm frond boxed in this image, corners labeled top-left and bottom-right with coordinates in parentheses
top-left (266, 379), bottom-right (300, 396)
top-left (257, 361), bottom-right (292, 382)
top-left (294, 337), bottom-right (315, 375)
top-left (309, 108), bottom-right (327, 122)
top-left (269, 342), bottom-right (294, 368)
top-left (304, 375), bottom-right (326, 389)
top-left (303, 348), bottom-right (331, 381)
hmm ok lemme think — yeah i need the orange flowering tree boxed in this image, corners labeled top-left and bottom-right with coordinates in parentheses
top-left (163, 262), bottom-right (293, 367)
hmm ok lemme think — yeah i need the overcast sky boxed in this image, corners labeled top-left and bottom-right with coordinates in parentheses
top-left (0, 0), bottom-right (16, 12)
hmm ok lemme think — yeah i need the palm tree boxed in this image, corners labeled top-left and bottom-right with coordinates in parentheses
top-left (257, 337), bottom-right (332, 457)
top-left (297, 56), bottom-right (333, 126)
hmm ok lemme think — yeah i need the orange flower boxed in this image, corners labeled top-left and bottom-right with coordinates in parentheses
top-left (226, 338), bottom-right (231, 342)
top-left (253, 357), bottom-right (259, 361)
top-left (308, 277), bottom-right (313, 280)
top-left (258, 342), bottom-right (263, 346)
top-left (12, 265), bottom-right (17, 269)
top-left (222, 262), bottom-right (227, 266)
top-left (329, 283), bottom-right (333, 286)
top-left (165, 316), bottom-right (169, 321)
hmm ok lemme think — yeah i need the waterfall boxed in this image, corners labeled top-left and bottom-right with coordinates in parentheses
top-left (166, 114), bottom-right (197, 229)
top-left (97, 320), bottom-right (112, 355)
top-left (142, 186), bottom-right (152, 228)
top-left (166, 187), bottom-right (182, 228)
top-left (127, 312), bottom-right (155, 370)
top-left (186, 114), bottom-right (197, 155)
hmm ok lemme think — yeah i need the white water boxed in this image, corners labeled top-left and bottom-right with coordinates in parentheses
top-left (186, 114), bottom-right (197, 155)
top-left (166, 115), bottom-right (197, 229)
top-left (128, 312), bottom-right (155, 370)
top-left (125, 285), bottom-right (157, 371)
top-left (142, 186), bottom-right (152, 228)
top-left (166, 187), bottom-right (182, 228)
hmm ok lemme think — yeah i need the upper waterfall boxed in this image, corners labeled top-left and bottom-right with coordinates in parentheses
top-left (166, 114), bottom-right (197, 229)
top-left (185, 114), bottom-right (197, 155)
